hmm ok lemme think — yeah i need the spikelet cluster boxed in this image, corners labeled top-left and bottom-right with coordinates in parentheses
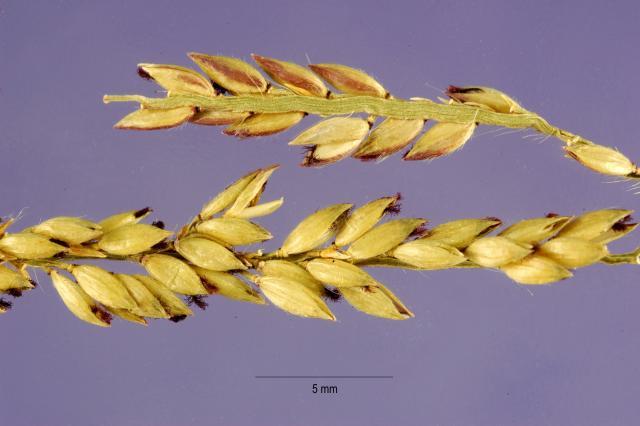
top-left (2, 167), bottom-right (638, 326)
top-left (105, 53), bottom-right (638, 179)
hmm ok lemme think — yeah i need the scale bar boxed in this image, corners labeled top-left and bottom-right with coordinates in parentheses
top-left (255, 375), bottom-right (393, 379)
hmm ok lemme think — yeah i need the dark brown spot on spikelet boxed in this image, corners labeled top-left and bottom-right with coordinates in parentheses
top-left (92, 306), bottom-right (113, 325)
top-left (135, 207), bottom-right (152, 218)
top-left (186, 295), bottom-right (209, 310)
top-left (384, 193), bottom-right (403, 216)
top-left (6, 289), bottom-right (22, 298)
top-left (137, 67), bottom-right (152, 80)
top-left (409, 223), bottom-right (429, 239)
top-left (49, 238), bottom-right (69, 248)
top-left (323, 288), bottom-right (342, 302)
top-left (613, 215), bottom-right (636, 231)
top-left (169, 315), bottom-right (188, 323)
top-left (201, 278), bottom-right (219, 294)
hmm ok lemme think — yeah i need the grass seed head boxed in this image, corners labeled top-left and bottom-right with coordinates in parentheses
top-left (105, 53), bottom-right (640, 183)
top-left (7, 166), bottom-right (640, 326)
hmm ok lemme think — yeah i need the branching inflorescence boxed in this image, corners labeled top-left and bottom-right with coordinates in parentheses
top-left (1, 166), bottom-right (639, 326)
top-left (104, 53), bottom-right (638, 178)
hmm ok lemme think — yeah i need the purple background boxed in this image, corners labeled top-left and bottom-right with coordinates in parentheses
top-left (2, 1), bottom-right (640, 425)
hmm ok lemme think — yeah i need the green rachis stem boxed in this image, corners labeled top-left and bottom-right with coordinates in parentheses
top-left (103, 93), bottom-right (573, 142)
